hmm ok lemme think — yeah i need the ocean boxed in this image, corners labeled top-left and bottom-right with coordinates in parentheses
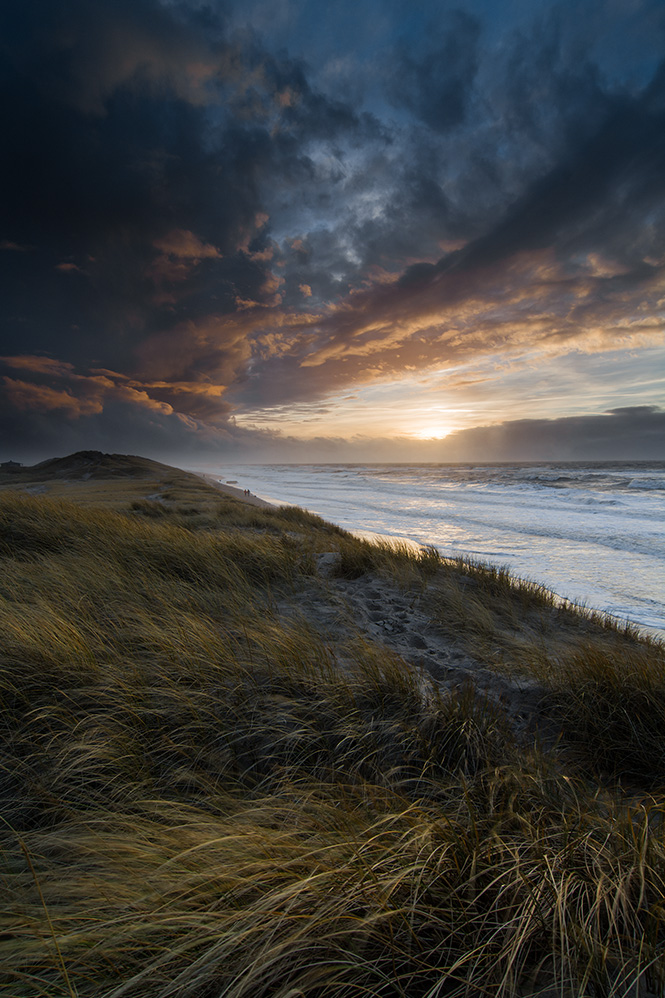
top-left (216, 463), bottom-right (665, 636)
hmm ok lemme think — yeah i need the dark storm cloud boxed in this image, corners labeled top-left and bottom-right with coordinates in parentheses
top-left (0, 0), bottom-right (373, 326)
top-left (250, 0), bottom-right (665, 380)
top-left (348, 0), bottom-right (665, 279)
top-left (454, 65), bottom-right (665, 272)
top-left (1, 0), bottom-right (663, 457)
top-left (387, 10), bottom-right (480, 132)
top-left (1, 1), bottom-right (259, 366)
top-left (252, 46), bottom-right (665, 403)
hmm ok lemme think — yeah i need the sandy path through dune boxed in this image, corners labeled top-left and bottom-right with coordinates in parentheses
top-left (278, 554), bottom-right (550, 744)
top-left (199, 472), bottom-right (551, 743)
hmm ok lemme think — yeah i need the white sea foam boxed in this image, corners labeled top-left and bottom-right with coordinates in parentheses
top-left (217, 462), bottom-right (665, 635)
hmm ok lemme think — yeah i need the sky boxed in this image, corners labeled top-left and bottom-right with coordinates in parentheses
top-left (1, 0), bottom-right (664, 465)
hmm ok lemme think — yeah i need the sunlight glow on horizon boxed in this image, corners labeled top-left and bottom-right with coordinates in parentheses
top-left (409, 426), bottom-right (453, 440)
top-left (230, 343), bottom-right (665, 444)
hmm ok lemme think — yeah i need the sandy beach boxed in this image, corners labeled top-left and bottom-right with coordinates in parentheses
top-left (197, 473), bottom-right (278, 509)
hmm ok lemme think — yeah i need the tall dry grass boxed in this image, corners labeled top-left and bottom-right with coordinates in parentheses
top-left (1, 489), bottom-right (664, 997)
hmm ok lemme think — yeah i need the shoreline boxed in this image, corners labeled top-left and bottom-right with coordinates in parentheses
top-left (202, 463), bottom-right (664, 639)
top-left (196, 473), bottom-right (278, 509)
top-left (200, 472), bottom-right (432, 554)
top-left (199, 471), bottom-right (665, 641)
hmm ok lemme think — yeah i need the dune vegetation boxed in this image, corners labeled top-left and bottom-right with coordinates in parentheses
top-left (1, 454), bottom-right (664, 998)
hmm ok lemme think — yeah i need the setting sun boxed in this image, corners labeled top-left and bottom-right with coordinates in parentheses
top-left (406, 407), bottom-right (456, 440)
top-left (410, 424), bottom-right (453, 440)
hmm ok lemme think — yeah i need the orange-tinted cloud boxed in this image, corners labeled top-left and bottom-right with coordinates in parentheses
top-left (40, 4), bottom-right (222, 116)
top-left (152, 230), bottom-right (221, 260)
top-left (2, 378), bottom-right (104, 417)
top-left (0, 240), bottom-right (32, 252)
top-left (147, 229), bottom-right (222, 291)
top-left (0, 353), bottom-right (232, 427)
top-left (55, 262), bottom-right (84, 273)
top-left (293, 250), bottom-right (664, 375)
top-left (2, 355), bottom-right (77, 377)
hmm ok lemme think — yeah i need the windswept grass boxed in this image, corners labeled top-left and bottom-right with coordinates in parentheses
top-left (1, 480), bottom-right (664, 997)
top-left (3, 778), bottom-right (665, 998)
top-left (536, 643), bottom-right (665, 785)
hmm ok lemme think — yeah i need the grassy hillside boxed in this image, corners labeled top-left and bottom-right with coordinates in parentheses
top-left (1, 453), bottom-right (664, 997)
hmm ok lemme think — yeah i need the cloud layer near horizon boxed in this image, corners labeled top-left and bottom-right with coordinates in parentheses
top-left (4, 396), bottom-right (663, 466)
top-left (1, 0), bottom-right (663, 461)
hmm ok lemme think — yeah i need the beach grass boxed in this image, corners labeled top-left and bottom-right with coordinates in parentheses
top-left (1, 462), bottom-right (664, 997)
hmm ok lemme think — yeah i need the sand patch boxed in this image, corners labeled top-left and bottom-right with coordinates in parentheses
top-left (276, 559), bottom-right (551, 745)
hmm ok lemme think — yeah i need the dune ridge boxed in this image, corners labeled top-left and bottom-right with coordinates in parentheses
top-left (1, 452), bottom-right (664, 997)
